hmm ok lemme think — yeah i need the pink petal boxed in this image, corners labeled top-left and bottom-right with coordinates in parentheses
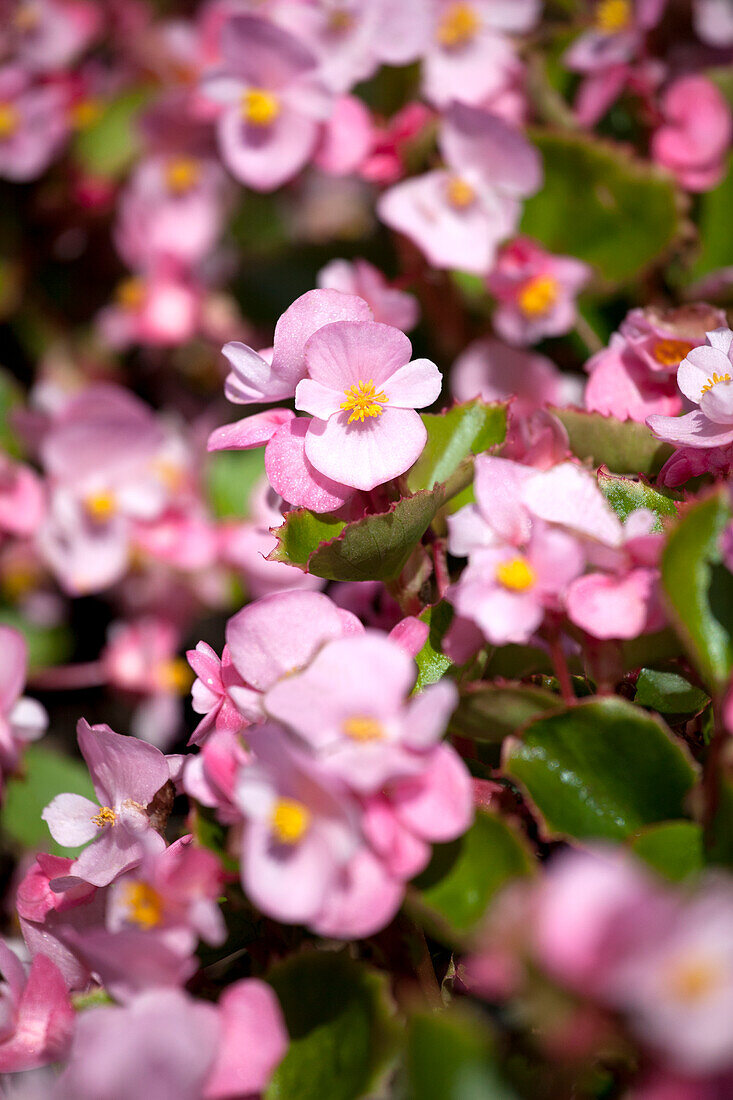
top-left (242, 821), bottom-right (334, 924)
top-left (0, 625), bottom-right (27, 713)
top-left (310, 849), bottom-right (403, 939)
top-left (647, 410), bottom-right (733, 448)
top-left (295, 378), bottom-right (345, 420)
top-left (304, 406), bottom-right (427, 491)
top-left (566, 569), bottom-right (655, 640)
top-left (222, 343), bottom-right (292, 405)
top-left (271, 289), bottom-right (373, 393)
top-left (207, 409), bottom-right (295, 452)
top-left (204, 979), bottom-right (287, 1099)
top-left (77, 719), bottom-right (170, 808)
top-left (391, 744), bottom-right (473, 842)
top-left (42, 793), bottom-right (100, 848)
top-left (304, 320), bottom-right (412, 390)
top-left (382, 358), bottom-right (442, 408)
top-left (264, 418), bottom-right (354, 512)
top-left (217, 103), bottom-right (318, 192)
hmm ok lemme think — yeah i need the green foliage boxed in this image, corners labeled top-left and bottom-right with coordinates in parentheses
top-left (683, 151), bottom-right (733, 284)
top-left (504, 698), bottom-right (697, 842)
top-left (552, 408), bottom-right (674, 475)
top-left (266, 953), bottom-right (399, 1100)
top-left (270, 488), bottom-right (445, 582)
top-left (414, 602), bottom-right (454, 691)
top-left (205, 448), bottom-right (266, 519)
top-left (630, 821), bottom-right (704, 882)
top-left (0, 367), bottom-right (23, 456)
top-left (634, 668), bottom-right (710, 716)
top-left (661, 489), bottom-right (733, 692)
top-left (450, 683), bottom-right (564, 744)
top-left (404, 1008), bottom-right (518, 1100)
top-left (407, 401), bottom-right (507, 493)
top-left (408, 810), bottom-right (535, 945)
top-left (597, 469), bottom-right (679, 529)
top-left (73, 88), bottom-right (153, 178)
top-left (521, 131), bottom-right (684, 282)
top-left (1, 745), bottom-right (95, 857)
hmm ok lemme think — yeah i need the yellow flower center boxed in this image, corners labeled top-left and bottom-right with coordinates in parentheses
top-left (92, 806), bottom-right (117, 829)
top-left (340, 379), bottom-right (389, 424)
top-left (0, 102), bottom-right (20, 140)
top-left (69, 98), bottom-right (102, 131)
top-left (595, 0), bottom-right (632, 33)
top-left (271, 798), bottom-right (311, 845)
top-left (156, 657), bottom-right (195, 694)
top-left (328, 7), bottom-right (354, 34)
top-left (12, 3), bottom-right (41, 32)
top-left (342, 715), bottom-right (384, 742)
top-left (1, 562), bottom-right (39, 602)
top-left (666, 958), bottom-right (718, 1004)
top-left (437, 2), bottom-right (480, 47)
top-left (165, 157), bottom-right (201, 195)
top-left (495, 556), bottom-right (536, 592)
top-left (123, 881), bottom-right (164, 929)
top-left (518, 274), bottom-right (559, 318)
top-left (701, 372), bottom-right (732, 395)
top-left (652, 339), bottom-right (694, 367)
top-left (241, 88), bottom-right (280, 127)
top-left (115, 276), bottom-right (146, 312)
top-left (85, 490), bottom-right (116, 524)
top-left (446, 175), bottom-right (476, 209)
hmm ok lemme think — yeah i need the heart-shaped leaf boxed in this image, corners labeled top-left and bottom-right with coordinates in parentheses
top-left (629, 821), bottom-right (704, 882)
top-left (450, 683), bottom-right (565, 744)
top-left (634, 668), bottom-right (710, 716)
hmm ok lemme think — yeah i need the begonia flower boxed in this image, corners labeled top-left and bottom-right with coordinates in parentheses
top-left (0, 939), bottom-right (74, 1073)
top-left (295, 320), bottom-right (441, 490)
top-left (2, 0), bottom-right (101, 72)
top-left (694, 0), bottom-right (733, 44)
top-left (318, 258), bottom-right (419, 331)
top-left (0, 64), bottom-right (67, 181)
top-left (648, 328), bottom-right (733, 450)
top-left (187, 640), bottom-right (249, 746)
top-left (203, 978), bottom-right (288, 1099)
top-left (42, 719), bottom-right (170, 887)
top-left (651, 76), bottom-right (732, 193)
top-left (0, 457), bottom-right (45, 538)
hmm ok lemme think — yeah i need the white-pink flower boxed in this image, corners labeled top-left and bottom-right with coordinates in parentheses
top-left (648, 328), bottom-right (733, 449)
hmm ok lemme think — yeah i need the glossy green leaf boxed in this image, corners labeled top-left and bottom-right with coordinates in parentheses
top-left (597, 469), bottom-right (679, 529)
top-left (521, 131), bottom-right (684, 282)
top-left (634, 668), bottom-right (710, 715)
top-left (73, 88), bottom-right (153, 178)
top-left (271, 488), bottom-right (445, 582)
top-left (414, 602), bottom-right (454, 691)
top-left (1, 745), bottom-right (95, 857)
top-left (450, 683), bottom-right (564, 744)
top-left (404, 1007), bottom-right (518, 1100)
top-left (704, 767), bottom-right (733, 868)
top-left (630, 821), bottom-right (704, 882)
top-left (684, 151), bottom-right (733, 284)
top-left (0, 368), bottom-right (24, 457)
top-left (408, 810), bottom-right (535, 945)
top-left (504, 697), bottom-right (697, 842)
top-left (205, 448), bottom-right (266, 520)
top-left (661, 489), bottom-right (733, 691)
top-left (266, 953), bottom-right (399, 1100)
top-left (552, 408), bottom-right (673, 476)
top-left (407, 401), bottom-right (507, 493)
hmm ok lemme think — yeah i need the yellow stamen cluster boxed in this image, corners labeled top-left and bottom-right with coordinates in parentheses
top-left (595, 0), bottom-right (632, 34)
top-left (116, 276), bottom-right (146, 312)
top-left (652, 339), bottom-right (693, 367)
top-left (69, 99), bottom-right (102, 131)
top-left (340, 379), bottom-right (388, 424)
top-left (328, 8), bottom-right (354, 34)
top-left (92, 806), bottom-right (117, 829)
top-left (124, 881), bottom-right (164, 929)
top-left (518, 274), bottom-right (559, 318)
top-left (495, 556), bottom-right (536, 592)
top-left (271, 798), bottom-right (311, 845)
top-left (241, 88), bottom-right (280, 127)
top-left (85, 490), bottom-right (116, 524)
top-left (157, 657), bottom-right (195, 695)
top-left (446, 175), bottom-right (476, 209)
top-left (436, 2), bottom-right (480, 48)
top-left (0, 102), bottom-right (20, 140)
top-left (343, 715), bottom-right (384, 742)
top-left (165, 157), bottom-right (201, 195)
top-left (701, 371), bottom-right (732, 394)
top-left (666, 959), bottom-right (718, 1004)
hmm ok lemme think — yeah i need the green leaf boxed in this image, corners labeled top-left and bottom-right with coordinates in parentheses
top-left (552, 408), bottom-right (673, 476)
top-left (0, 609), bottom-right (72, 671)
top-left (503, 697), bottom-right (698, 842)
top-left (414, 602), bottom-right (454, 691)
top-left (0, 367), bottom-right (24, 456)
top-left (407, 401), bottom-right (507, 493)
top-left (73, 88), bottom-right (153, 178)
top-left (521, 131), bottom-right (684, 282)
top-left (704, 767), bottom-right (733, 868)
top-left (634, 668), bottom-right (710, 716)
top-left (404, 1007), bottom-right (518, 1100)
top-left (1, 745), bottom-right (95, 857)
top-left (661, 489), bottom-right (733, 692)
top-left (597, 469), bottom-right (679, 529)
top-left (205, 448), bottom-right (266, 520)
top-left (684, 151), bottom-right (733, 284)
top-left (266, 953), bottom-right (399, 1100)
top-left (408, 810), bottom-right (535, 945)
top-left (271, 488), bottom-right (445, 582)
top-left (450, 683), bottom-right (565, 744)
top-left (630, 821), bottom-right (704, 882)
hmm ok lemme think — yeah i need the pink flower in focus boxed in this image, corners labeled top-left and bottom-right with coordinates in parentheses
top-left (318, 258), bottom-right (419, 331)
top-left (0, 65), bottom-right (68, 181)
top-left (0, 625), bottom-right (47, 789)
top-left (201, 15), bottom-right (332, 191)
top-left (487, 238), bottom-right (592, 346)
top-left (651, 76), bottom-right (732, 193)
top-left (187, 640), bottom-right (248, 745)
top-left (295, 320), bottom-right (441, 490)
top-left (42, 719), bottom-right (170, 887)
top-left (648, 328), bottom-right (733, 450)
top-left (0, 939), bottom-right (74, 1073)
top-left (378, 101), bottom-right (542, 274)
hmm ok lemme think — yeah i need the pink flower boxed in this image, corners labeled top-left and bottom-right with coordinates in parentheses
top-left (451, 337), bottom-right (578, 417)
top-left (42, 719), bottom-right (170, 887)
top-left (0, 65), bottom-right (68, 180)
top-left (187, 641), bottom-right (249, 746)
top-left (295, 320), bottom-right (442, 490)
top-left (313, 94), bottom-right (374, 176)
top-left (651, 76), bottom-right (732, 193)
top-left (0, 625), bottom-right (47, 789)
top-left (97, 269), bottom-right (202, 350)
top-left (201, 15), bottom-right (332, 191)
top-left (0, 939), bottom-right (74, 1072)
top-left (204, 978), bottom-right (287, 1099)
top-left (3, 0), bottom-right (101, 72)
top-left (378, 101), bottom-right (542, 274)
top-left (317, 258), bottom-right (419, 331)
top-left (694, 0), bottom-right (733, 45)
top-left (360, 101), bottom-right (433, 184)
top-left (0, 457), bottom-right (45, 537)
top-left (486, 237), bottom-right (592, 345)
top-left (264, 631), bottom-right (458, 791)
top-left (648, 328), bottom-right (733, 449)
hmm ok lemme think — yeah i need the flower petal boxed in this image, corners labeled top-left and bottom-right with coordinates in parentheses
top-left (304, 407), bottom-right (427, 491)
